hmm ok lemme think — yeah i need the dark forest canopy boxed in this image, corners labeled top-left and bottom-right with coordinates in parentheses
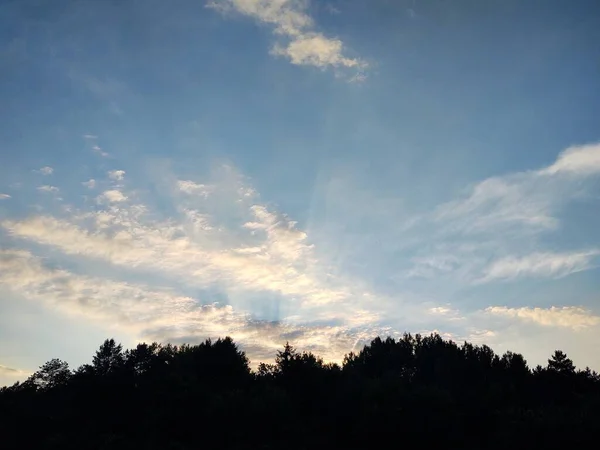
top-left (1, 333), bottom-right (599, 450)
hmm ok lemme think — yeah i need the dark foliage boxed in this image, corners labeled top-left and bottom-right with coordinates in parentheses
top-left (1, 333), bottom-right (599, 450)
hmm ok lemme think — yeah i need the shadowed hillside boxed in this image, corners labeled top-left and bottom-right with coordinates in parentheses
top-left (1, 333), bottom-right (599, 449)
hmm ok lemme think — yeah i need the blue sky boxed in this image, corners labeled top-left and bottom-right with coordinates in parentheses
top-left (1, 0), bottom-right (600, 385)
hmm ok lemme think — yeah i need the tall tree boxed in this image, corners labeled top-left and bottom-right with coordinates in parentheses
top-left (92, 338), bottom-right (125, 376)
top-left (547, 350), bottom-right (575, 374)
top-left (26, 358), bottom-right (71, 391)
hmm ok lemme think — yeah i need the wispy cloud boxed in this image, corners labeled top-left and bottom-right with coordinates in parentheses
top-left (92, 145), bottom-right (110, 158)
top-left (434, 144), bottom-right (600, 236)
top-left (0, 194), bottom-right (10, 200)
top-left (108, 170), bottom-right (126, 181)
top-left (398, 142), bottom-right (600, 284)
top-left (428, 306), bottom-right (465, 322)
top-left (326, 4), bottom-right (341, 15)
top-left (82, 179), bottom-right (96, 189)
top-left (406, 254), bottom-right (461, 279)
top-left (37, 185), bottom-right (59, 193)
top-left (480, 250), bottom-right (599, 282)
top-left (433, 175), bottom-right (558, 234)
top-left (208, 0), bottom-right (366, 76)
top-left (83, 134), bottom-right (98, 140)
top-left (486, 306), bottom-right (600, 330)
top-left (35, 166), bottom-right (54, 175)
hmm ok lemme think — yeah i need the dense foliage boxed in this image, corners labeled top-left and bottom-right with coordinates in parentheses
top-left (1, 334), bottom-right (599, 449)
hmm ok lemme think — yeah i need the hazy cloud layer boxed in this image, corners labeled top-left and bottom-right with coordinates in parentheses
top-left (1, 142), bottom-right (600, 371)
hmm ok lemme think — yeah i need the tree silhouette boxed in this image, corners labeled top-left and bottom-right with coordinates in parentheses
top-left (92, 338), bottom-right (125, 376)
top-left (26, 358), bottom-right (71, 391)
top-left (547, 350), bottom-right (575, 374)
top-left (1, 333), bottom-right (599, 450)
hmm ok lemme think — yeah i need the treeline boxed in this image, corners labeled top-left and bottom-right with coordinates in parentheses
top-left (1, 333), bottom-right (599, 449)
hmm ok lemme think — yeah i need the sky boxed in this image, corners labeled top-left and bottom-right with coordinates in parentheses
top-left (1, 0), bottom-right (600, 386)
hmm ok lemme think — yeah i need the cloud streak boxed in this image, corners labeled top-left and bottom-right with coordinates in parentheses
top-left (486, 306), bottom-right (600, 330)
top-left (0, 363), bottom-right (29, 387)
top-left (0, 364), bottom-right (21, 375)
top-left (480, 250), bottom-right (599, 282)
top-left (37, 185), bottom-right (59, 193)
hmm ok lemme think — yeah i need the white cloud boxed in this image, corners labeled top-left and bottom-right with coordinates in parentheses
top-left (37, 185), bottom-right (59, 193)
top-left (83, 134), bottom-right (98, 139)
top-left (428, 306), bottom-right (457, 316)
top-left (208, 0), bottom-right (366, 74)
top-left (486, 306), bottom-right (600, 330)
top-left (481, 250), bottom-right (599, 282)
top-left (406, 254), bottom-right (460, 279)
top-left (427, 306), bottom-right (465, 322)
top-left (0, 194), bottom-right (10, 200)
top-left (37, 166), bottom-right (54, 175)
top-left (82, 179), bottom-right (96, 189)
top-left (108, 170), bottom-right (126, 181)
top-left (539, 142), bottom-right (600, 176)
top-left (97, 190), bottom-right (127, 203)
top-left (178, 180), bottom-right (214, 197)
top-left (272, 33), bottom-right (362, 68)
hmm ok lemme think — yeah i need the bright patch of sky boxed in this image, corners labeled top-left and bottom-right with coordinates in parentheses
top-left (1, 0), bottom-right (600, 386)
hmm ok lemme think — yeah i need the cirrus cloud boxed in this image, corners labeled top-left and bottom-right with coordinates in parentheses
top-left (479, 250), bottom-right (599, 282)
